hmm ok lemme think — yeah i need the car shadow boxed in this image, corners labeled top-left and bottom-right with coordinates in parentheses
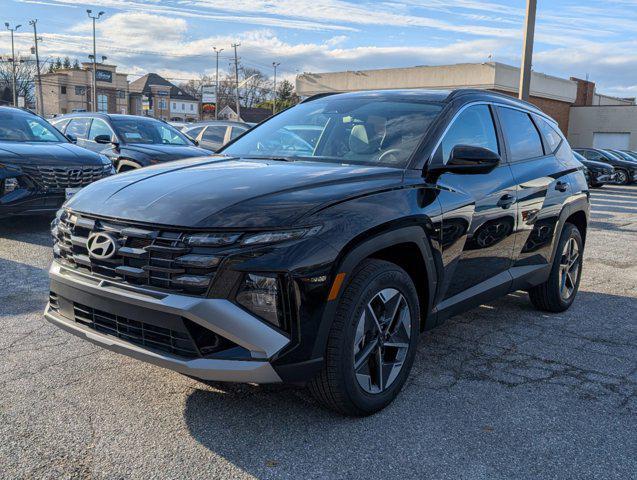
top-left (182, 289), bottom-right (637, 479)
top-left (0, 215), bottom-right (54, 247)
top-left (0, 257), bottom-right (50, 316)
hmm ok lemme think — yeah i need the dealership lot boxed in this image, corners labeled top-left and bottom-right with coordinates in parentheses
top-left (1, 186), bottom-right (635, 479)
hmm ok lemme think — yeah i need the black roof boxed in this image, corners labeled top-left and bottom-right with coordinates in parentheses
top-left (130, 73), bottom-right (197, 101)
top-left (302, 88), bottom-right (544, 116)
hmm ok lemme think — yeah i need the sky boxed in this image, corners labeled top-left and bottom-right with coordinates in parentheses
top-left (1, 0), bottom-right (636, 97)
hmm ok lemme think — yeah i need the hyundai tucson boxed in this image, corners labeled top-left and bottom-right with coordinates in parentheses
top-left (45, 90), bottom-right (589, 415)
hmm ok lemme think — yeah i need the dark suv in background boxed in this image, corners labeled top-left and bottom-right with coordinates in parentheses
top-left (45, 89), bottom-right (589, 415)
top-left (574, 148), bottom-right (637, 184)
top-left (0, 107), bottom-right (113, 219)
top-left (51, 113), bottom-right (211, 172)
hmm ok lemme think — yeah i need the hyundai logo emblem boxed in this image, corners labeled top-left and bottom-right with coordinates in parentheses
top-left (68, 169), bottom-right (82, 180)
top-left (87, 232), bottom-right (118, 260)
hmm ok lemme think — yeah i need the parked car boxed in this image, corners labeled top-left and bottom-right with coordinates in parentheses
top-left (46, 89), bottom-right (589, 415)
top-left (0, 106), bottom-right (113, 219)
top-left (607, 149), bottom-right (637, 165)
top-left (620, 150), bottom-right (637, 162)
top-left (50, 113), bottom-right (211, 172)
top-left (183, 120), bottom-right (251, 152)
top-left (572, 151), bottom-right (615, 188)
top-left (574, 148), bottom-right (637, 185)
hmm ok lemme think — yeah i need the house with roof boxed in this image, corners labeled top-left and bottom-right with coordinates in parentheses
top-left (129, 73), bottom-right (200, 122)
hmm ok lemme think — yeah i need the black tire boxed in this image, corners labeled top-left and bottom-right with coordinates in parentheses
top-left (529, 223), bottom-right (583, 312)
top-left (308, 259), bottom-right (420, 416)
top-left (615, 169), bottom-right (629, 185)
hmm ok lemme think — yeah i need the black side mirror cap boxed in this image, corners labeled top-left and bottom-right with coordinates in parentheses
top-left (66, 134), bottom-right (77, 143)
top-left (94, 134), bottom-right (113, 144)
top-left (429, 145), bottom-right (500, 176)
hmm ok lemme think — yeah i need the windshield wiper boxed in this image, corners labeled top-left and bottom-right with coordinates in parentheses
top-left (242, 155), bottom-right (298, 162)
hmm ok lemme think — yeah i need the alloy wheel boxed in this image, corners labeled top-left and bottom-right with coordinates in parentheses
top-left (353, 288), bottom-right (412, 394)
top-left (559, 237), bottom-right (580, 300)
top-left (616, 170), bottom-right (628, 184)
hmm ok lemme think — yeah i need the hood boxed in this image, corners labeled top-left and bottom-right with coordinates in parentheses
top-left (122, 143), bottom-right (211, 162)
top-left (66, 156), bottom-right (403, 228)
top-left (582, 159), bottom-right (613, 170)
top-left (0, 142), bottom-right (104, 166)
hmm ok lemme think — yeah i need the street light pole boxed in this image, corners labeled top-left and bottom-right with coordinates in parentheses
top-left (518, 0), bottom-right (537, 101)
top-left (86, 9), bottom-right (104, 112)
top-left (5, 23), bottom-right (21, 107)
top-left (213, 46), bottom-right (223, 120)
top-left (29, 20), bottom-right (44, 115)
top-left (231, 43), bottom-right (240, 120)
top-left (272, 62), bottom-right (280, 115)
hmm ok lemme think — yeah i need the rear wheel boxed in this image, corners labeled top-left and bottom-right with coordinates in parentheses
top-left (308, 259), bottom-right (420, 416)
top-left (529, 223), bottom-right (583, 312)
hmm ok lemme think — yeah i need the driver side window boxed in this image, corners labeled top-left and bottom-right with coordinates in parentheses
top-left (436, 105), bottom-right (499, 164)
top-left (88, 118), bottom-right (114, 142)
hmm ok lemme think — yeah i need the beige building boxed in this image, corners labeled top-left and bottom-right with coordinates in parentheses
top-left (568, 106), bottom-right (637, 150)
top-left (296, 62), bottom-right (634, 135)
top-left (40, 63), bottom-right (129, 116)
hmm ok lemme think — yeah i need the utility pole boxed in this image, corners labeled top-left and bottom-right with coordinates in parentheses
top-left (272, 62), bottom-right (280, 115)
top-left (29, 20), bottom-right (44, 115)
top-left (5, 23), bottom-right (21, 107)
top-left (213, 46), bottom-right (223, 120)
top-left (231, 43), bottom-right (240, 120)
top-left (518, 0), bottom-right (537, 101)
top-left (86, 9), bottom-right (104, 112)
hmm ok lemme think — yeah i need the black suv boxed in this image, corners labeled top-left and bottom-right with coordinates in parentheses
top-left (51, 113), bottom-right (211, 172)
top-left (574, 148), bottom-right (637, 185)
top-left (0, 106), bottom-right (113, 218)
top-left (45, 90), bottom-right (589, 415)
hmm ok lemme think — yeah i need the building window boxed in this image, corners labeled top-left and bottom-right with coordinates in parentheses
top-left (75, 86), bottom-right (86, 95)
top-left (159, 98), bottom-right (166, 110)
top-left (190, 104), bottom-right (194, 111)
top-left (172, 102), bottom-right (176, 109)
top-left (182, 103), bottom-right (185, 110)
top-left (97, 94), bottom-right (108, 113)
top-left (60, 86), bottom-right (67, 95)
top-left (117, 90), bottom-right (126, 99)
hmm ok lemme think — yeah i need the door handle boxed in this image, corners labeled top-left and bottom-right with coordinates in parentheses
top-left (497, 194), bottom-right (515, 209)
top-left (555, 181), bottom-right (568, 192)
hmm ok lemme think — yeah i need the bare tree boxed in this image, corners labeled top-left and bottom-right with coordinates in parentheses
top-left (239, 66), bottom-right (271, 108)
top-left (0, 58), bottom-right (37, 106)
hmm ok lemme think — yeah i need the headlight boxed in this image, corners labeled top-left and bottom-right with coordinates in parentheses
top-left (99, 154), bottom-right (111, 165)
top-left (2, 177), bottom-right (19, 194)
top-left (184, 233), bottom-right (241, 246)
top-left (241, 226), bottom-right (321, 246)
top-left (236, 273), bottom-right (284, 329)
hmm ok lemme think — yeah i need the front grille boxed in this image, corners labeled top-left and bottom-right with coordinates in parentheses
top-left (21, 164), bottom-right (112, 191)
top-left (53, 212), bottom-right (225, 295)
top-left (71, 299), bottom-right (199, 358)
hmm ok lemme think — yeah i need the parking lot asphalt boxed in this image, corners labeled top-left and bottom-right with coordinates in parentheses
top-left (1, 185), bottom-right (635, 480)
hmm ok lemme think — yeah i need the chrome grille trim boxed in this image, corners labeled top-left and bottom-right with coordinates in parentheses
top-left (52, 213), bottom-right (225, 296)
top-left (21, 164), bottom-right (112, 191)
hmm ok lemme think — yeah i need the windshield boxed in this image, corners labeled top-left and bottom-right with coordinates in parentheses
top-left (111, 117), bottom-right (192, 145)
top-left (0, 112), bottom-right (67, 143)
top-left (221, 96), bottom-right (443, 167)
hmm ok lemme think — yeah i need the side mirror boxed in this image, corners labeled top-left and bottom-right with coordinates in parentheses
top-left (94, 134), bottom-right (113, 144)
top-left (430, 145), bottom-right (500, 176)
top-left (66, 133), bottom-right (77, 143)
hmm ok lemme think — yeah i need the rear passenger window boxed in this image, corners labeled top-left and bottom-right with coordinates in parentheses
top-left (66, 118), bottom-right (92, 139)
top-left (436, 104), bottom-right (499, 164)
top-left (533, 115), bottom-right (562, 153)
top-left (51, 118), bottom-right (70, 132)
top-left (498, 107), bottom-right (544, 161)
top-left (202, 126), bottom-right (227, 143)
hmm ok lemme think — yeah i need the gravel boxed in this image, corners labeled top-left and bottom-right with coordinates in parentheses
top-left (1, 185), bottom-right (635, 480)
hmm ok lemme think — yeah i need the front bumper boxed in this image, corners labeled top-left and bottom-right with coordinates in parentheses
top-left (0, 189), bottom-right (65, 218)
top-left (45, 262), bottom-right (290, 383)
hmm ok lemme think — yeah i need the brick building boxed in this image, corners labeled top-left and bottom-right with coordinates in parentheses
top-left (40, 63), bottom-right (129, 116)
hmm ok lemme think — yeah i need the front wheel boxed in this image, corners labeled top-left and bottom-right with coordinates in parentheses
top-left (529, 223), bottom-right (583, 312)
top-left (308, 259), bottom-right (420, 416)
top-left (615, 169), bottom-right (629, 185)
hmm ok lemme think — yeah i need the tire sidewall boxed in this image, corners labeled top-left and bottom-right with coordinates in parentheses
top-left (337, 265), bottom-right (420, 413)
